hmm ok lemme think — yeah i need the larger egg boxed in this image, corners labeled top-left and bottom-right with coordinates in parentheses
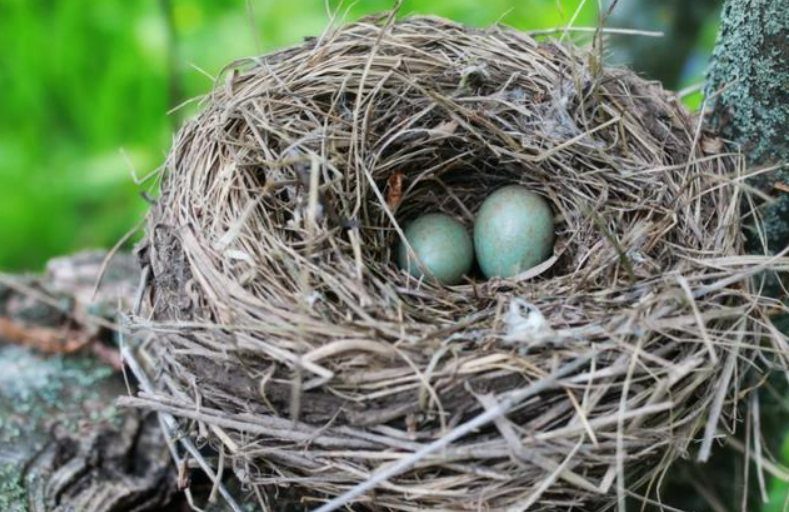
top-left (474, 185), bottom-right (554, 279)
top-left (397, 213), bottom-right (474, 285)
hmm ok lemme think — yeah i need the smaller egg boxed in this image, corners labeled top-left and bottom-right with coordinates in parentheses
top-left (474, 185), bottom-right (554, 279)
top-left (397, 213), bottom-right (474, 285)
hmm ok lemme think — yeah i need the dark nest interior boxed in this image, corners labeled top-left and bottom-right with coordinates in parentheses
top-left (127, 14), bottom-right (789, 512)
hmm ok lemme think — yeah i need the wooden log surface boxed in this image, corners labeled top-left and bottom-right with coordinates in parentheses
top-left (0, 252), bottom-right (179, 512)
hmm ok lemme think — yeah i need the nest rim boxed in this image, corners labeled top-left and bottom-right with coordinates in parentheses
top-left (130, 13), bottom-right (789, 512)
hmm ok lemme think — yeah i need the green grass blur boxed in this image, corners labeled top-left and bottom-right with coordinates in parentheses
top-left (0, 0), bottom-right (602, 271)
top-left (0, 0), bottom-right (713, 272)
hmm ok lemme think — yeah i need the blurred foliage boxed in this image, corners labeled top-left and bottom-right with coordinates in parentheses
top-left (607, 0), bottom-right (722, 110)
top-left (0, 0), bottom-right (720, 271)
top-left (766, 423), bottom-right (789, 512)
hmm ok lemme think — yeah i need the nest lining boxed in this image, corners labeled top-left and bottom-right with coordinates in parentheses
top-left (131, 14), bottom-right (789, 512)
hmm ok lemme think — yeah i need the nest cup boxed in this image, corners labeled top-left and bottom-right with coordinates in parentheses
top-left (133, 15), bottom-right (789, 511)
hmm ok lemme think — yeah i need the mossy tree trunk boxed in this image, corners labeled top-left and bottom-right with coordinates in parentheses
top-left (706, 0), bottom-right (789, 254)
top-left (697, 4), bottom-right (789, 510)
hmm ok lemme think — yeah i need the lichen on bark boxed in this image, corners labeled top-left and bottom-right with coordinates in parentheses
top-left (706, 0), bottom-right (789, 253)
top-left (0, 464), bottom-right (25, 512)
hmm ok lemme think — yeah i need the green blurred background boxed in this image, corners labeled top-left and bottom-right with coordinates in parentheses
top-left (4, 1), bottom-right (789, 510)
top-left (0, 0), bottom-right (721, 273)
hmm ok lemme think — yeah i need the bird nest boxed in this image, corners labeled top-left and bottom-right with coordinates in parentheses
top-left (129, 14), bottom-right (789, 512)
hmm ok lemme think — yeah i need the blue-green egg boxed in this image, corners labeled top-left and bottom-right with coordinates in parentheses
top-left (397, 213), bottom-right (474, 285)
top-left (474, 185), bottom-right (555, 279)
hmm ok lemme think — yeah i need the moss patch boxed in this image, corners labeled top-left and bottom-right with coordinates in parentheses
top-left (706, 0), bottom-right (789, 253)
top-left (0, 345), bottom-right (116, 436)
top-left (0, 345), bottom-right (121, 504)
top-left (0, 464), bottom-right (26, 512)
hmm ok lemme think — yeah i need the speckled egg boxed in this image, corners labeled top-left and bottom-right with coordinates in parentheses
top-left (474, 185), bottom-right (554, 279)
top-left (397, 213), bottom-right (474, 285)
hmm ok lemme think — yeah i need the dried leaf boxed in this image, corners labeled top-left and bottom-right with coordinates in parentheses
top-left (386, 170), bottom-right (404, 210)
top-left (774, 181), bottom-right (789, 194)
top-left (432, 120), bottom-right (458, 135)
top-left (701, 136), bottom-right (724, 154)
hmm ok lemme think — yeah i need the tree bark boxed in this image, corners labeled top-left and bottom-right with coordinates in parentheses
top-left (0, 253), bottom-right (177, 512)
top-left (700, 5), bottom-right (789, 511)
top-left (706, 0), bottom-right (789, 254)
